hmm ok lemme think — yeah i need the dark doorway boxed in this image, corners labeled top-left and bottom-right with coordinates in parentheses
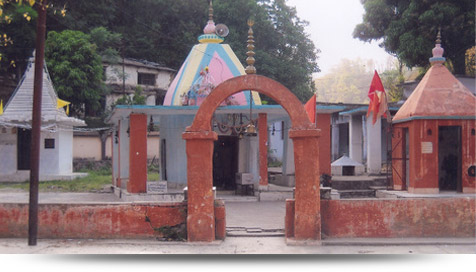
top-left (213, 136), bottom-right (239, 190)
top-left (438, 126), bottom-right (462, 192)
top-left (404, 128), bottom-right (409, 190)
top-left (17, 128), bottom-right (31, 170)
top-left (160, 139), bottom-right (167, 180)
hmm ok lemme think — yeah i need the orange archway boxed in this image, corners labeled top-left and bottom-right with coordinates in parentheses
top-left (183, 74), bottom-right (321, 242)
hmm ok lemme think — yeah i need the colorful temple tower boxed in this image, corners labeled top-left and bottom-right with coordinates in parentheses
top-left (391, 30), bottom-right (476, 194)
top-left (163, 1), bottom-right (261, 106)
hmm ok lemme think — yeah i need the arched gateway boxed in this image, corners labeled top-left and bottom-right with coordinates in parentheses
top-left (183, 74), bottom-right (321, 242)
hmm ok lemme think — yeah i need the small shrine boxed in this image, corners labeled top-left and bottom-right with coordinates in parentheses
top-left (0, 53), bottom-right (86, 182)
top-left (391, 30), bottom-right (476, 194)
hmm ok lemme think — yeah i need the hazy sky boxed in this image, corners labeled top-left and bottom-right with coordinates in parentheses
top-left (286, 0), bottom-right (394, 77)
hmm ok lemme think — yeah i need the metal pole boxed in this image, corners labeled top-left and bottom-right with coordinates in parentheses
top-left (28, 0), bottom-right (47, 246)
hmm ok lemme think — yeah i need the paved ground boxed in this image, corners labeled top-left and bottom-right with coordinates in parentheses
top-left (0, 237), bottom-right (475, 254)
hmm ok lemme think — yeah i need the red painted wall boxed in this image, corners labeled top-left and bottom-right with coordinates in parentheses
top-left (321, 198), bottom-right (475, 238)
top-left (393, 119), bottom-right (476, 193)
top-left (316, 114), bottom-right (331, 176)
top-left (128, 114), bottom-right (147, 193)
top-left (0, 203), bottom-right (186, 239)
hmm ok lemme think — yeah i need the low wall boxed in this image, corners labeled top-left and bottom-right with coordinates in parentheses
top-left (0, 200), bottom-right (227, 241)
top-left (0, 202), bottom-right (187, 240)
top-left (320, 198), bottom-right (475, 238)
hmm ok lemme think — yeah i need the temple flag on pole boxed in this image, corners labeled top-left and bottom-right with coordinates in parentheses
top-left (304, 94), bottom-right (316, 125)
top-left (366, 70), bottom-right (389, 125)
top-left (57, 98), bottom-right (70, 115)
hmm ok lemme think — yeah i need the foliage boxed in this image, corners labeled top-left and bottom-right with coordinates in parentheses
top-left (381, 69), bottom-right (404, 102)
top-left (315, 58), bottom-right (374, 104)
top-left (354, 0), bottom-right (475, 75)
top-left (112, 86), bottom-right (146, 106)
top-left (0, 0), bottom-right (66, 73)
top-left (0, 2), bottom-right (37, 77)
top-left (465, 46), bottom-right (475, 77)
top-left (46, 0), bottom-right (319, 103)
top-left (45, 29), bottom-right (105, 117)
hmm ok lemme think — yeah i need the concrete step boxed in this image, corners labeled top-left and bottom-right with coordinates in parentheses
top-left (226, 227), bottom-right (285, 237)
top-left (331, 178), bottom-right (387, 190)
top-left (338, 189), bottom-right (375, 199)
top-left (259, 191), bottom-right (293, 201)
top-left (216, 195), bottom-right (258, 202)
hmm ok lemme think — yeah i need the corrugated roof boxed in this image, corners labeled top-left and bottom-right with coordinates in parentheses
top-left (0, 56), bottom-right (85, 127)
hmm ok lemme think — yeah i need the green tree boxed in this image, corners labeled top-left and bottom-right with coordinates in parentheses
top-left (315, 58), bottom-right (374, 104)
top-left (47, 0), bottom-right (319, 103)
top-left (0, 3), bottom-right (37, 78)
top-left (353, 0), bottom-right (475, 75)
top-left (45, 30), bottom-right (104, 117)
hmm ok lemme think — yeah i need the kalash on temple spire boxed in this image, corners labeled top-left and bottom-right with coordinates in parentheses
top-left (163, 0), bottom-right (261, 106)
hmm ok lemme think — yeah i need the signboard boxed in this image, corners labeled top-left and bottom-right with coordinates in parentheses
top-left (147, 181), bottom-right (167, 193)
top-left (421, 142), bottom-right (433, 154)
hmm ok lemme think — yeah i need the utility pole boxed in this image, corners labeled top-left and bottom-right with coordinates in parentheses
top-left (28, 0), bottom-right (47, 246)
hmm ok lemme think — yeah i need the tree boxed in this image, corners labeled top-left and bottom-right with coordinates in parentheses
top-left (315, 58), bottom-right (374, 104)
top-left (353, 0), bottom-right (475, 75)
top-left (45, 29), bottom-right (104, 117)
top-left (0, 2), bottom-right (37, 78)
top-left (46, 0), bottom-right (319, 103)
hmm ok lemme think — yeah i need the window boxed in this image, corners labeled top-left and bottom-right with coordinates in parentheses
top-left (138, 73), bottom-right (156, 86)
top-left (44, 138), bottom-right (55, 149)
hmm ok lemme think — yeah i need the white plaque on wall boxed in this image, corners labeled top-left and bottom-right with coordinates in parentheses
top-left (421, 142), bottom-right (433, 154)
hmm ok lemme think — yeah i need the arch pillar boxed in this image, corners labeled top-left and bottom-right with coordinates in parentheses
top-left (289, 128), bottom-right (321, 240)
top-left (182, 130), bottom-right (218, 242)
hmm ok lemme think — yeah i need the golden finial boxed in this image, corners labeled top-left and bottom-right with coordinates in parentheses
top-left (208, 0), bottom-right (213, 22)
top-left (245, 19), bottom-right (256, 74)
top-left (436, 27), bottom-right (442, 44)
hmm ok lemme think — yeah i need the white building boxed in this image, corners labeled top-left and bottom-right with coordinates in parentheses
top-left (103, 58), bottom-right (176, 109)
top-left (0, 55), bottom-right (86, 182)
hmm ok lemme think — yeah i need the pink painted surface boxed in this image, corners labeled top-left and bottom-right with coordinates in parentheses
top-left (208, 52), bottom-right (247, 105)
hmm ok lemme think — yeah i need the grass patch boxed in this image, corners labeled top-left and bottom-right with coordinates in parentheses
top-left (0, 170), bottom-right (112, 192)
top-left (0, 169), bottom-right (161, 192)
top-left (148, 171), bottom-right (160, 181)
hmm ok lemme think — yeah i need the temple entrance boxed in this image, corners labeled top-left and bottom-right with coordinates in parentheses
top-left (213, 136), bottom-right (239, 190)
top-left (17, 128), bottom-right (31, 170)
top-left (438, 126), bottom-right (462, 192)
top-left (183, 74), bottom-right (321, 242)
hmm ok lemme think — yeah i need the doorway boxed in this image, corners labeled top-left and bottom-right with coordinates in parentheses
top-left (438, 126), bottom-right (462, 191)
top-left (17, 128), bottom-right (31, 170)
top-left (213, 135), bottom-right (239, 190)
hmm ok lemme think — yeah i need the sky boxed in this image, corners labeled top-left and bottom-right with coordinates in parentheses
top-left (286, 0), bottom-right (395, 78)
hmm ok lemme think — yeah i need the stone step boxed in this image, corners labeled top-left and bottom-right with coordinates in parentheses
top-left (331, 178), bottom-right (387, 190)
top-left (226, 227), bottom-right (285, 237)
top-left (338, 189), bottom-right (376, 199)
top-left (216, 195), bottom-right (258, 202)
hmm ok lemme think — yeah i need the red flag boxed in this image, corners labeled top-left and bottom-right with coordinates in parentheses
top-left (366, 70), bottom-right (388, 125)
top-left (305, 94), bottom-right (316, 124)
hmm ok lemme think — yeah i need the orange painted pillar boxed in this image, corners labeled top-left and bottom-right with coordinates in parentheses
top-left (182, 130), bottom-right (218, 242)
top-left (289, 128), bottom-right (321, 241)
top-left (316, 114), bottom-right (331, 176)
top-left (128, 114), bottom-right (147, 193)
top-left (258, 113), bottom-right (268, 187)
